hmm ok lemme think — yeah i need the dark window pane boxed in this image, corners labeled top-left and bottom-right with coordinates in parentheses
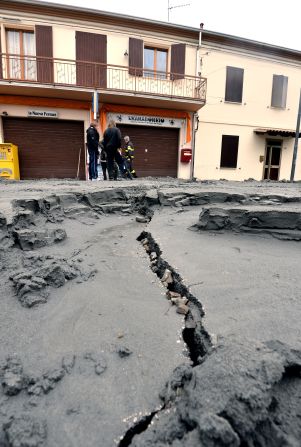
top-left (271, 147), bottom-right (281, 165)
top-left (225, 66), bottom-right (244, 103)
top-left (269, 168), bottom-right (279, 180)
top-left (271, 75), bottom-right (288, 108)
top-left (220, 135), bottom-right (239, 168)
top-left (264, 168), bottom-right (269, 179)
top-left (265, 146), bottom-right (271, 166)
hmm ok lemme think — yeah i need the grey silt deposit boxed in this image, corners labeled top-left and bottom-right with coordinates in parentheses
top-left (0, 179), bottom-right (301, 446)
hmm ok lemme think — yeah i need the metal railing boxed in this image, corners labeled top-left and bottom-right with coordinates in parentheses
top-left (0, 53), bottom-right (207, 102)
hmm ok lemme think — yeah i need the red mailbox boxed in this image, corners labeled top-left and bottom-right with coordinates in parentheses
top-left (180, 148), bottom-right (192, 163)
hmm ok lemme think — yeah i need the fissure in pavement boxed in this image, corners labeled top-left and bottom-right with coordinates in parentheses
top-left (118, 231), bottom-right (213, 446)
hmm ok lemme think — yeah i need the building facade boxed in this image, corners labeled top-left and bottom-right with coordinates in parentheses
top-left (196, 31), bottom-right (301, 181)
top-left (0, 0), bottom-right (300, 181)
top-left (0, 0), bottom-right (205, 180)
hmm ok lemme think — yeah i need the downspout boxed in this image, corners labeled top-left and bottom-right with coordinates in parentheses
top-left (191, 112), bottom-right (199, 180)
top-left (190, 23), bottom-right (204, 180)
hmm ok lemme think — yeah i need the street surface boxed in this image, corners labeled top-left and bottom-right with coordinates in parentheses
top-left (0, 178), bottom-right (300, 446)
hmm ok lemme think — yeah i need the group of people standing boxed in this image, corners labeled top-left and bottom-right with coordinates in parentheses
top-left (86, 120), bottom-right (137, 181)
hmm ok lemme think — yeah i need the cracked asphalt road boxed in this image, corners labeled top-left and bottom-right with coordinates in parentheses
top-left (148, 206), bottom-right (301, 349)
top-left (0, 178), bottom-right (301, 446)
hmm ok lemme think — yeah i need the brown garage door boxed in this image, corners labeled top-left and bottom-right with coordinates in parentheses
top-left (3, 117), bottom-right (85, 180)
top-left (117, 125), bottom-right (179, 177)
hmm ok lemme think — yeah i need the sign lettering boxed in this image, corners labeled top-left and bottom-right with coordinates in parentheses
top-left (28, 110), bottom-right (58, 118)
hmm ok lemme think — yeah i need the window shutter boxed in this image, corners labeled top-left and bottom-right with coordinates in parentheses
top-left (225, 67), bottom-right (244, 103)
top-left (35, 25), bottom-right (54, 84)
top-left (76, 31), bottom-right (107, 88)
top-left (171, 43), bottom-right (186, 80)
top-left (271, 75), bottom-right (288, 108)
top-left (220, 135), bottom-right (239, 168)
top-left (129, 38), bottom-right (143, 76)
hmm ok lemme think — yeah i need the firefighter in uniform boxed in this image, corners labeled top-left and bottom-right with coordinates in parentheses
top-left (123, 136), bottom-right (137, 178)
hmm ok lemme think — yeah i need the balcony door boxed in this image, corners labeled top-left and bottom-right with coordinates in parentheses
top-left (144, 47), bottom-right (167, 79)
top-left (6, 29), bottom-right (36, 80)
top-left (263, 140), bottom-right (282, 180)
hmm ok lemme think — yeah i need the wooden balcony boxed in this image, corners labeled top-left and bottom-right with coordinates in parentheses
top-left (0, 53), bottom-right (207, 108)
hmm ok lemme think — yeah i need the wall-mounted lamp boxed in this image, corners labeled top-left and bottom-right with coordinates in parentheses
top-left (124, 50), bottom-right (129, 57)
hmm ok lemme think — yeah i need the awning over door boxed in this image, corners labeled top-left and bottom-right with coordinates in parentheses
top-left (254, 128), bottom-right (300, 138)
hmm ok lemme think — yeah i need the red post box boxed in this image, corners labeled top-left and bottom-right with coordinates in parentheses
top-left (180, 148), bottom-right (192, 163)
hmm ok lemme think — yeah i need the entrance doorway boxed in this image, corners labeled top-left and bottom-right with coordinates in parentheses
top-left (263, 140), bottom-right (282, 180)
top-left (117, 124), bottom-right (179, 177)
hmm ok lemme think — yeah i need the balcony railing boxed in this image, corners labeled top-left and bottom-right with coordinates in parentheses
top-left (0, 53), bottom-right (207, 102)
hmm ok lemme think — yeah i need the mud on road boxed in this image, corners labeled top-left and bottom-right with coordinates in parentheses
top-left (0, 179), bottom-right (301, 446)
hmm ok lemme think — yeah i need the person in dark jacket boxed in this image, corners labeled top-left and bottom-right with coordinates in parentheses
top-left (102, 119), bottom-right (127, 180)
top-left (98, 141), bottom-right (108, 180)
top-left (86, 122), bottom-right (99, 180)
top-left (124, 136), bottom-right (137, 178)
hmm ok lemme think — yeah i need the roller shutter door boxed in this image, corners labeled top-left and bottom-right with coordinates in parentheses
top-left (117, 124), bottom-right (179, 177)
top-left (3, 117), bottom-right (85, 180)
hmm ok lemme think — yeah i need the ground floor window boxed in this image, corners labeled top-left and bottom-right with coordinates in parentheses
top-left (220, 135), bottom-right (239, 168)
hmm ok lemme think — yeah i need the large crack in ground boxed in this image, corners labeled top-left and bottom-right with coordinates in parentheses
top-left (118, 230), bottom-right (213, 446)
top-left (1, 184), bottom-right (301, 446)
top-left (117, 229), bottom-right (301, 446)
top-left (136, 231), bottom-right (212, 365)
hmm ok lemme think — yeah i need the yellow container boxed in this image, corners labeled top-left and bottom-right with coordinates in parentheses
top-left (0, 143), bottom-right (20, 180)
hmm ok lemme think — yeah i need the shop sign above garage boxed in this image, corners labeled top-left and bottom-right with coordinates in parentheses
top-left (28, 110), bottom-right (58, 118)
top-left (108, 113), bottom-right (183, 128)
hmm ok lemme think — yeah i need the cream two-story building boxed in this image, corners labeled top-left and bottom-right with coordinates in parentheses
top-left (0, 0), bottom-right (205, 180)
top-left (0, 0), bottom-right (300, 181)
top-left (196, 31), bottom-right (301, 181)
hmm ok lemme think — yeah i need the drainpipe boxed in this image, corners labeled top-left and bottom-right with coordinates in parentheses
top-left (190, 112), bottom-right (199, 180)
top-left (290, 89), bottom-right (301, 182)
top-left (190, 23), bottom-right (203, 180)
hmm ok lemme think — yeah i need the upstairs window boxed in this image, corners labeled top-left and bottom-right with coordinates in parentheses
top-left (271, 75), bottom-right (288, 108)
top-left (220, 135), bottom-right (239, 168)
top-left (225, 66), bottom-right (244, 103)
top-left (6, 29), bottom-right (36, 80)
top-left (144, 47), bottom-right (167, 79)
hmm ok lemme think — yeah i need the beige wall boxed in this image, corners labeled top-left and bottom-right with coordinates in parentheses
top-left (195, 122), bottom-right (298, 180)
top-left (194, 45), bottom-right (301, 180)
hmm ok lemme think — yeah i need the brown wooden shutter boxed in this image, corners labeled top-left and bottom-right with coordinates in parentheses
top-left (170, 43), bottom-right (186, 80)
top-left (0, 32), bottom-right (2, 80)
top-left (35, 25), bottom-right (53, 84)
top-left (129, 38), bottom-right (143, 76)
top-left (76, 32), bottom-right (107, 88)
